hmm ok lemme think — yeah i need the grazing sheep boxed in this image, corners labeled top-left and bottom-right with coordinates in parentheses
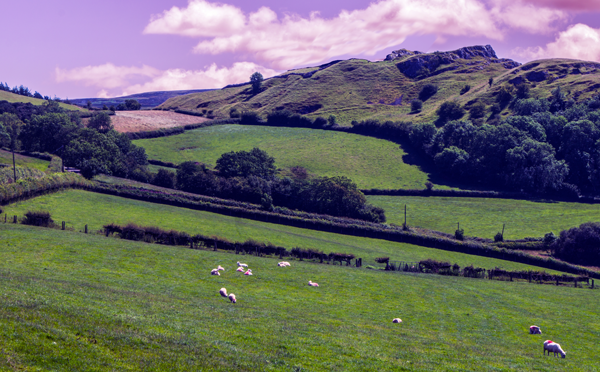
top-left (308, 280), bottom-right (319, 287)
top-left (278, 262), bottom-right (291, 267)
top-left (237, 261), bottom-right (248, 268)
top-left (217, 265), bottom-right (225, 271)
top-left (210, 269), bottom-right (220, 276)
top-left (219, 288), bottom-right (228, 298)
top-left (530, 325), bottom-right (542, 334)
top-left (236, 267), bottom-right (245, 272)
top-left (244, 269), bottom-right (253, 276)
top-left (392, 318), bottom-right (402, 323)
top-left (228, 293), bottom-right (236, 303)
top-left (544, 340), bottom-right (566, 358)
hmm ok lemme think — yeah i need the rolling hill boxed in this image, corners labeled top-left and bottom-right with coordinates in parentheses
top-left (157, 45), bottom-right (600, 124)
top-left (69, 89), bottom-right (215, 110)
top-left (0, 90), bottom-right (87, 111)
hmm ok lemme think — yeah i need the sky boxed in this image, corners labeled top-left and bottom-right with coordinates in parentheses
top-left (2, 0), bottom-right (600, 99)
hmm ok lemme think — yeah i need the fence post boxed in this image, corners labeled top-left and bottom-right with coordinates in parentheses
top-left (85, 224), bottom-right (88, 234)
top-left (13, 215), bottom-right (17, 224)
top-left (62, 221), bottom-right (65, 230)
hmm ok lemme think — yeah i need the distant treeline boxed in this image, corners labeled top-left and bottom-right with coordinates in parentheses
top-left (0, 82), bottom-right (52, 101)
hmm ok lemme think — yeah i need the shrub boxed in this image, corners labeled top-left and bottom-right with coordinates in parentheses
top-left (469, 101), bottom-right (486, 119)
top-left (375, 257), bottom-right (390, 264)
top-left (411, 99), bottom-right (423, 113)
top-left (494, 232), bottom-right (504, 242)
top-left (436, 101), bottom-right (465, 123)
top-left (240, 111), bottom-right (262, 124)
top-left (229, 108), bottom-right (241, 118)
top-left (455, 228), bottom-right (464, 241)
top-left (22, 210), bottom-right (54, 227)
top-left (424, 181), bottom-right (434, 191)
top-left (553, 222), bottom-right (600, 266)
top-left (418, 84), bottom-right (438, 101)
top-left (152, 168), bottom-right (176, 189)
top-left (460, 85), bottom-right (471, 95)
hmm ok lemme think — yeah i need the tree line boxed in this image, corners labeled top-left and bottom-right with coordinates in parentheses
top-left (0, 82), bottom-right (53, 101)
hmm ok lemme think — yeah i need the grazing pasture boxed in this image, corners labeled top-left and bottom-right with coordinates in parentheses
top-left (1, 189), bottom-right (568, 272)
top-left (111, 110), bottom-right (209, 133)
top-left (367, 195), bottom-right (600, 240)
top-left (0, 223), bottom-right (597, 371)
top-left (134, 124), bottom-right (434, 190)
top-left (0, 149), bottom-right (50, 172)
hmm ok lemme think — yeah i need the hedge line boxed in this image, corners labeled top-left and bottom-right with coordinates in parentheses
top-left (126, 117), bottom-right (241, 140)
top-left (3, 175), bottom-right (598, 278)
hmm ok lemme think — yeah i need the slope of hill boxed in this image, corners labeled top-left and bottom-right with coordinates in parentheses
top-left (0, 90), bottom-right (86, 111)
top-left (69, 89), bottom-right (215, 109)
top-left (157, 45), bottom-right (600, 125)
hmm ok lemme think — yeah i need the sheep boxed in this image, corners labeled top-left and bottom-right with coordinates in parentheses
top-left (278, 261), bottom-right (291, 267)
top-left (544, 340), bottom-right (566, 358)
top-left (219, 288), bottom-right (228, 298)
top-left (228, 293), bottom-right (236, 303)
top-left (308, 280), bottom-right (319, 287)
top-left (236, 267), bottom-right (245, 272)
top-left (529, 325), bottom-right (542, 334)
top-left (210, 269), bottom-right (220, 276)
top-left (237, 261), bottom-right (248, 268)
top-left (244, 269), bottom-right (253, 276)
top-left (217, 265), bottom-right (225, 271)
top-left (392, 318), bottom-right (402, 323)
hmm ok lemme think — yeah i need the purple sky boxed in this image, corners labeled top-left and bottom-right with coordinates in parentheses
top-left (3, 0), bottom-right (600, 99)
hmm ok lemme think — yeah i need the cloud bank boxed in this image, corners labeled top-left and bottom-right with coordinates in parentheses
top-left (56, 62), bottom-right (278, 98)
top-left (514, 23), bottom-right (600, 61)
top-left (144, 0), bottom-right (569, 69)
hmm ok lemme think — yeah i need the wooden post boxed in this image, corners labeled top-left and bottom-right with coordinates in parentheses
top-left (501, 224), bottom-right (505, 239)
top-left (13, 215), bottom-right (17, 224)
top-left (85, 224), bottom-right (88, 234)
top-left (62, 221), bottom-right (65, 230)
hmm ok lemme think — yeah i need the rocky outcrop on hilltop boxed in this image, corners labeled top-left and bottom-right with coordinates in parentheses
top-left (386, 45), bottom-right (521, 79)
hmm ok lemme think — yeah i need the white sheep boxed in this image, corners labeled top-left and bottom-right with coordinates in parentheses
top-left (392, 318), bottom-right (402, 323)
top-left (236, 267), bottom-right (245, 272)
top-left (217, 265), bottom-right (225, 271)
top-left (228, 293), bottom-right (237, 303)
top-left (278, 261), bottom-right (291, 267)
top-left (529, 325), bottom-right (542, 334)
top-left (244, 269), bottom-right (253, 276)
top-left (237, 261), bottom-right (248, 268)
top-left (219, 288), bottom-right (228, 298)
top-left (544, 340), bottom-right (566, 358)
top-left (210, 269), bottom-right (220, 276)
top-left (308, 280), bottom-right (319, 287)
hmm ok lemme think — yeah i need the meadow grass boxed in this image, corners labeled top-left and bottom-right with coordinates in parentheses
top-left (367, 195), bottom-right (600, 240)
top-left (134, 124), bottom-right (435, 190)
top-left (0, 90), bottom-right (87, 111)
top-left (0, 222), bottom-right (598, 371)
top-left (1, 189), bottom-right (570, 273)
top-left (0, 149), bottom-right (50, 172)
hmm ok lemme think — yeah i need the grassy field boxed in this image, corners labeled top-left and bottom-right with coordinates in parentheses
top-left (0, 189), bottom-right (567, 272)
top-left (134, 125), bottom-right (435, 190)
top-left (0, 90), bottom-right (87, 111)
top-left (0, 149), bottom-right (50, 172)
top-left (0, 222), bottom-right (598, 371)
top-left (367, 195), bottom-right (600, 240)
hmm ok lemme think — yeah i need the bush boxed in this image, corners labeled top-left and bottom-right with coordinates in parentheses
top-left (436, 101), bottom-right (465, 123)
top-left (494, 232), bottom-right (504, 242)
top-left (460, 85), bottom-right (471, 95)
top-left (375, 257), bottom-right (390, 264)
top-left (229, 108), bottom-right (241, 118)
top-left (152, 168), bottom-right (176, 189)
top-left (411, 99), bottom-right (423, 113)
top-left (418, 84), bottom-right (438, 101)
top-left (553, 222), bottom-right (600, 266)
top-left (469, 101), bottom-right (486, 119)
top-left (455, 228), bottom-right (464, 241)
top-left (240, 111), bottom-right (262, 124)
top-left (22, 210), bottom-right (54, 227)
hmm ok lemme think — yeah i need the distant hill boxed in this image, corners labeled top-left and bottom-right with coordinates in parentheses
top-left (0, 90), bottom-right (86, 111)
top-left (70, 89), bottom-right (215, 110)
top-left (157, 45), bottom-right (600, 124)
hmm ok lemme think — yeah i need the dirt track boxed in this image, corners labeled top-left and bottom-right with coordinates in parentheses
top-left (111, 111), bottom-right (209, 133)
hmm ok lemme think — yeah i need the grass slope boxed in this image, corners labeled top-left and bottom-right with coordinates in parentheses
top-left (0, 149), bottom-right (50, 171)
top-left (134, 125), bottom-right (433, 190)
top-left (1, 189), bottom-right (563, 272)
top-left (0, 90), bottom-right (87, 111)
top-left (157, 48), bottom-right (600, 125)
top-left (367, 195), bottom-right (600, 240)
top-left (0, 223), bottom-right (598, 371)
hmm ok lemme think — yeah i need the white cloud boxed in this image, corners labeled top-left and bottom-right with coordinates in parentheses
top-left (55, 62), bottom-right (278, 98)
top-left (514, 23), bottom-right (600, 61)
top-left (143, 0), bottom-right (572, 70)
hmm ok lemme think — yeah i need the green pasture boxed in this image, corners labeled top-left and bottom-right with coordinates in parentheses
top-left (134, 125), bottom-right (435, 190)
top-left (367, 195), bottom-right (600, 240)
top-left (0, 222), bottom-right (597, 371)
top-left (0, 149), bottom-right (50, 172)
top-left (0, 90), bottom-right (87, 111)
top-left (1, 189), bottom-right (568, 273)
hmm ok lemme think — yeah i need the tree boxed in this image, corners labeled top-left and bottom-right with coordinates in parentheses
top-left (411, 99), bottom-right (423, 113)
top-left (250, 72), bottom-right (264, 94)
top-left (124, 99), bottom-right (141, 110)
top-left (87, 112), bottom-right (113, 133)
top-left (488, 77), bottom-right (493, 87)
top-left (418, 84), bottom-right (438, 101)
top-left (152, 168), bottom-right (176, 188)
top-left (215, 147), bottom-right (276, 179)
top-left (436, 101), bottom-right (465, 124)
top-left (469, 101), bottom-right (486, 119)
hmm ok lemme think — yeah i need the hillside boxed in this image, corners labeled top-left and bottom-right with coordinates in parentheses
top-left (0, 90), bottom-right (87, 111)
top-left (157, 45), bottom-right (600, 124)
top-left (69, 89), bottom-right (214, 110)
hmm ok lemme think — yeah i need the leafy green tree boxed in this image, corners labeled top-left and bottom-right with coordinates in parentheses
top-left (62, 128), bottom-right (122, 179)
top-left (327, 115), bottom-right (337, 126)
top-left (124, 99), bottom-right (141, 110)
top-left (434, 146), bottom-right (470, 178)
top-left (250, 72), bottom-right (264, 94)
top-left (469, 101), bottom-right (486, 119)
top-left (411, 99), bottom-right (423, 113)
top-left (502, 116), bottom-right (547, 142)
top-left (216, 148), bottom-right (276, 179)
top-left (152, 168), bottom-right (176, 188)
top-left (20, 113), bottom-right (78, 152)
top-left (418, 84), bottom-right (438, 101)
top-left (87, 112), bottom-right (113, 133)
top-left (436, 101), bottom-right (465, 124)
